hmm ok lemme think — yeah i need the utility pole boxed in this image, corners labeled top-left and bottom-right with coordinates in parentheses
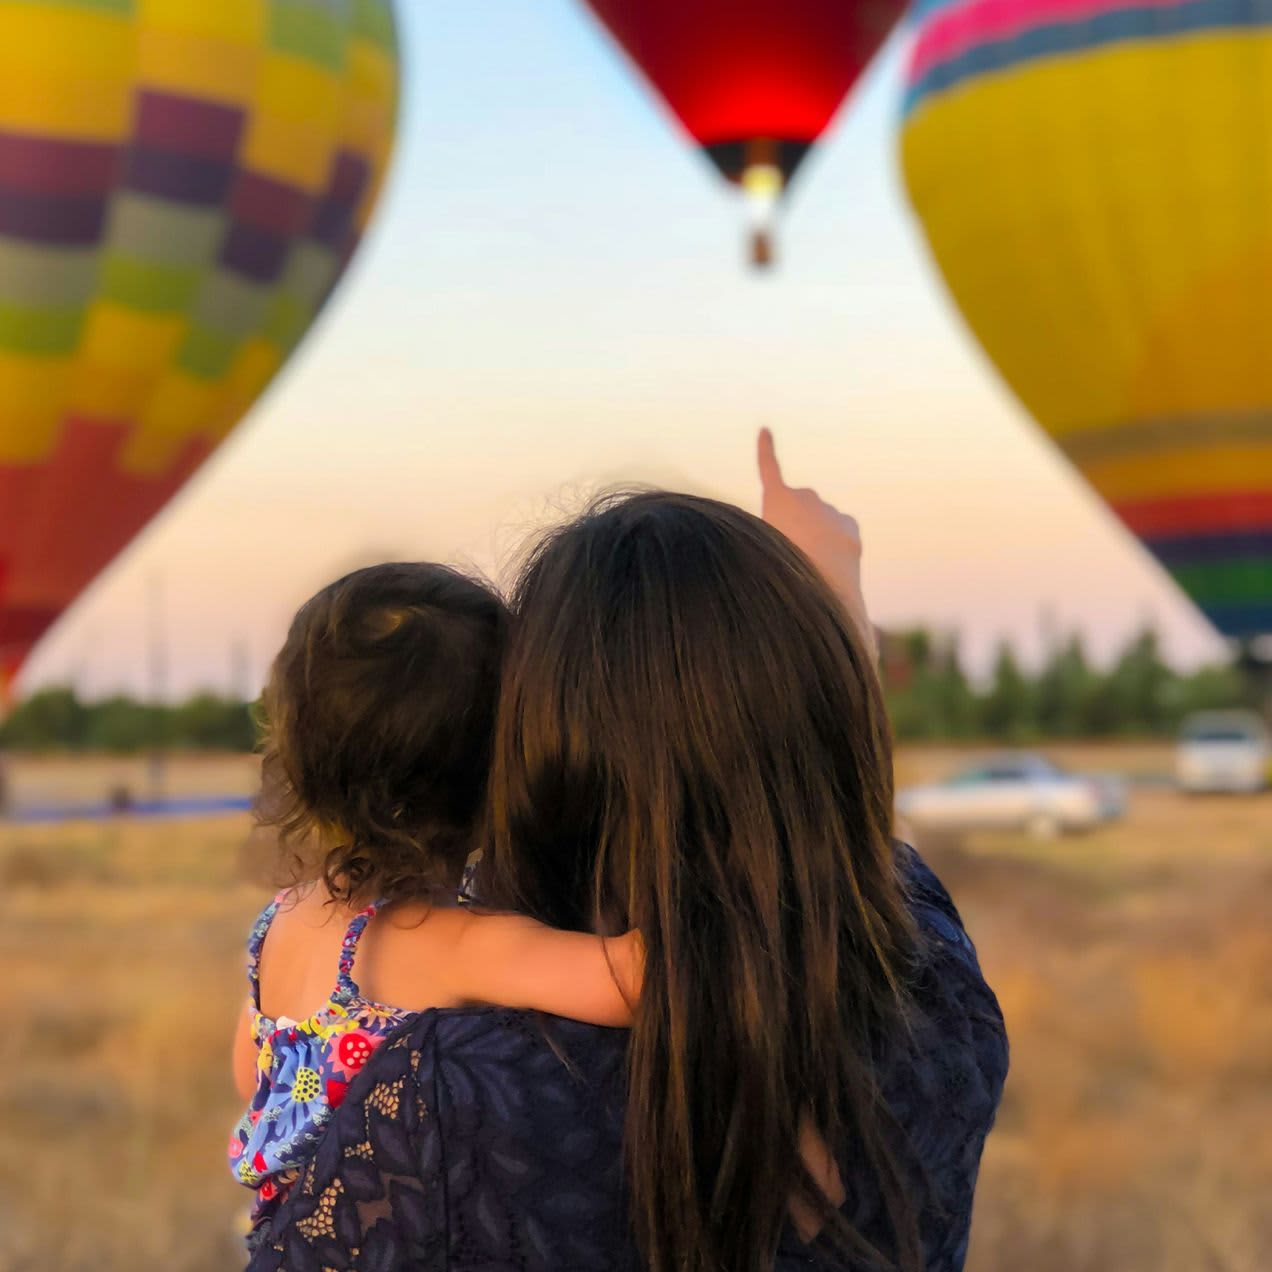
top-left (0, 681), bottom-right (9, 818)
top-left (230, 636), bottom-right (251, 703)
top-left (148, 573), bottom-right (168, 803)
top-left (1038, 604), bottom-right (1059, 665)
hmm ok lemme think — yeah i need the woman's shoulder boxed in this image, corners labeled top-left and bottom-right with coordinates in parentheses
top-left (896, 842), bottom-right (991, 976)
top-left (890, 843), bottom-right (1009, 1142)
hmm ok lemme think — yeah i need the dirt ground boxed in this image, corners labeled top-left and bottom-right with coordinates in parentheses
top-left (0, 747), bottom-right (1268, 1271)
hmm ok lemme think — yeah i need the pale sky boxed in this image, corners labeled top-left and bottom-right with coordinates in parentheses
top-left (21, 1), bottom-right (1224, 700)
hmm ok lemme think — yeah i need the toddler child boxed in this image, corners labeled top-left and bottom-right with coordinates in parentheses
top-left (228, 563), bottom-right (639, 1238)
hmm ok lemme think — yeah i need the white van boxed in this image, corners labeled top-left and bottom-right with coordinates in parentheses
top-left (1176, 711), bottom-right (1270, 794)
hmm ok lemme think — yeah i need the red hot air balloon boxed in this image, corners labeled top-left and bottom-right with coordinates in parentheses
top-left (581, 0), bottom-right (904, 265)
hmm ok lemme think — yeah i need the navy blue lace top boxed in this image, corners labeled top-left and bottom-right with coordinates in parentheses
top-left (246, 849), bottom-right (1008, 1271)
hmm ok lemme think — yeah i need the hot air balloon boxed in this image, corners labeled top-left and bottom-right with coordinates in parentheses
top-left (900, 0), bottom-right (1272, 643)
top-left (581, 0), bottom-right (906, 266)
top-left (0, 0), bottom-right (400, 700)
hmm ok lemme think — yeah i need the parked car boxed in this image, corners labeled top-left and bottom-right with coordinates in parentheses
top-left (896, 752), bottom-right (1125, 838)
top-left (1176, 711), bottom-right (1270, 794)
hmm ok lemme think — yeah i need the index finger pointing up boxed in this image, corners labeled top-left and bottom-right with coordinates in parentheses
top-left (757, 427), bottom-right (785, 492)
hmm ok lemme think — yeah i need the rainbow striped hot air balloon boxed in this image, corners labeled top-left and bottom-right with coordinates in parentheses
top-left (900, 0), bottom-right (1272, 640)
top-left (0, 0), bottom-right (399, 698)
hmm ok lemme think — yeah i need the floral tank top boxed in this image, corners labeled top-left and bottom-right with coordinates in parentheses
top-left (228, 892), bottom-right (414, 1225)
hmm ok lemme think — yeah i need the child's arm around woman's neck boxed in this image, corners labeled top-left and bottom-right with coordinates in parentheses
top-left (253, 886), bottom-right (642, 1029)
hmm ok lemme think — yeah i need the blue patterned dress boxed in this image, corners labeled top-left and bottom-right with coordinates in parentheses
top-left (229, 894), bottom-right (415, 1231)
top-left (246, 848), bottom-right (1008, 1270)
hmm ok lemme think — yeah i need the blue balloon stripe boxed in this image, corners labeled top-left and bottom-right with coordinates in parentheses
top-left (1197, 600), bottom-right (1272, 638)
top-left (904, 0), bottom-right (1272, 115)
top-left (1148, 529), bottom-right (1272, 565)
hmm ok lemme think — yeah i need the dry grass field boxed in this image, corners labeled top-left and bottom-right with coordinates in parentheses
top-left (903, 754), bottom-right (1272, 1272)
top-left (1, 746), bottom-right (1269, 1271)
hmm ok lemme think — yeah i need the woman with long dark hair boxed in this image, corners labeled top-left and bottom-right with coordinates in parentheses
top-left (249, 434), bottom-right (1007, 1271)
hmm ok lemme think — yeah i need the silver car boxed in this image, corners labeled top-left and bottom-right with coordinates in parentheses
top-left (1176, 711), bottom-right (1270, 794)
top-left (896, 752), bottom-right (1125, 838)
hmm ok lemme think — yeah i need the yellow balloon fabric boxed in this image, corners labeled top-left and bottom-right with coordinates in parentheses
top-left (0, 0), bottom-right (399, 694)
top-left (901, 0), bottom-right (1272, 639)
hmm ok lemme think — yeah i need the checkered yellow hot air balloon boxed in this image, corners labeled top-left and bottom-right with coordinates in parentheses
top-left (901, 0), bottom-right (1272, 641)
top-left (0, 0), bottom-right (399, 697)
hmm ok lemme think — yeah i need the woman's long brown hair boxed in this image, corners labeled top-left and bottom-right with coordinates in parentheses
top-left (487, 491), bottom-right (922, 1272)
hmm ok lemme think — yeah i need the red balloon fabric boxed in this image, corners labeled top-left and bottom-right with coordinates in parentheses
top-left (583, 0), bottom-right (905, 183)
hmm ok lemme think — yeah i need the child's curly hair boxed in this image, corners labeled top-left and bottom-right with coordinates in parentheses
top-left (258, 563), bottom-right (509, 905)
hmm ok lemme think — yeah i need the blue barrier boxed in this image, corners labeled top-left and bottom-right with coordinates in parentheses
top-left (3, 795), bottom-right (253, 825)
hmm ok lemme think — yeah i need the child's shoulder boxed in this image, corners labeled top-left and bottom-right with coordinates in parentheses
top-left (249, 884), bottom-right (352, 962)
top-left (248, 881), bottom-right (336, 938)
top-left (342, 900), bottom-right (476, 1013)
top-left (363, 900), bottom-right (502, 969)
top-left (271, 881), bottom-right (345, 924)
top-left (250, 884), bottom-right (382, 1018)
top-left (354, 904), bottom-right (567, 1010)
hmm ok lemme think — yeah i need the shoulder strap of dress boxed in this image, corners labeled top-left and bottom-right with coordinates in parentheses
top-left (333, 900), bottom-right (385, 1003)
top-left (246, 891), bottom-right (289, 1010)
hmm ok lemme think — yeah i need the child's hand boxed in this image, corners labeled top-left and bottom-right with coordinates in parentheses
top-left (757, 428), bottom-right (876, 660)
top-left (232, 1001), bottom-right (260, 1102)
top-left (612, 928), bottom-right (645, 1009)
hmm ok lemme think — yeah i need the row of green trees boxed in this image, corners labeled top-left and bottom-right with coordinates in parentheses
top-left (883, 627), bottom-right (1255, 741)
top-left (0, 688), bottom-right (256, 753)
top-left (0, 627), bottom-right (1258, 751)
